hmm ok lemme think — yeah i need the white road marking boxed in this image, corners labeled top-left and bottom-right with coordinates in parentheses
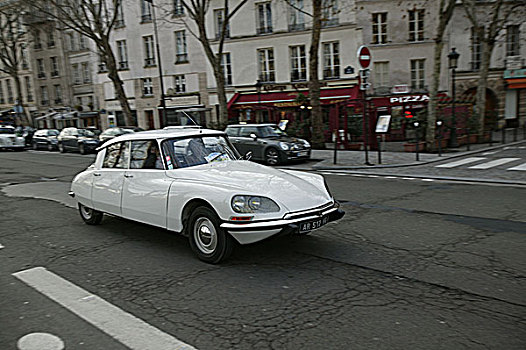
top-left (421, 179), bottom-right (435, 182)
top-left (402, 177), bottom-right (416, 180)
top-left (468, 158), bottom-right (521, 169)
top-left (0, 243), bottom-right (4, 249)
top-left (507, 163), bottom-right (526, 171)
top-left (13, 267), bottom-right (196, 350)
top-left (435, 157), bottom-right (486, 168)
top-left (384, 176), bottom-right (397, 179)
top-left (17, 332), bottom-right (64, 350)
top-left (482, 151), bottom-right (499, 155)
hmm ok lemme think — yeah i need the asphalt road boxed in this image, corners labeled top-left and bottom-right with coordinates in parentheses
top-left (1, 150), bottom-right (525, 350)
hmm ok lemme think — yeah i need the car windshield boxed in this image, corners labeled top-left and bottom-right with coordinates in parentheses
top-left (78, 129), bottom-right (95, 137)
top-left (259, 125), bottom-right (287, 138)
top-left (48, 130), bottom-right (59, 136)
top-left (163, 135), bottom-right (239, 169)
top-left (0, 128), bottom-right (15, 134)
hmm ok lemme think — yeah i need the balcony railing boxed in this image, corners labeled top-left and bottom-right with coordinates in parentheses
top-left (141, 14), bottom-right (152, 22)
top-left (54, 99), bottom-right (62, 104)
top-left (175, 54), bottom-right (188, 63)
top-left (323, 68), bottom-right (340, 79)
top-left (118, 62), bottom-right (128, 70)
top-left (41, 100), bottom-right (49, 106)
top-left (291, 70), bottom-right (307, 82)
top-left (257, 26), bottom-right (273, 35)
top-left (288, 23), bottom-right (305, 32)
top-left (37, 72), bottom-right (46, 78)
top-left (144, 58), bottom-right (156, 66)
top-left (51, 71), bottom-right (59, 77)
top-left (259, 73), bottom-right (275, 83)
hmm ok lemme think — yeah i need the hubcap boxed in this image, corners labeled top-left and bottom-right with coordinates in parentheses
top-left (80, 205), bottom-right (92, 219)
top-left (266, 149), bottom-right (279, 165)
top-left (194, 217), bottom-right (217, 254)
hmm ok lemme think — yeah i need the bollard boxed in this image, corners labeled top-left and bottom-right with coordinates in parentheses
top-left (514, 127), bottom-right (517, 142)
top-left (466, 129), bottom-right (470, 151)
top-left (502, 128), bottom-right (506, 144)
top-left (377, 136), bottom-right (382, 164)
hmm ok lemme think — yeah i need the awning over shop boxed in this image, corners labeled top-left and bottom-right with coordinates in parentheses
top-left (79, 112), bottom-right (99, 118)
top-left (506, 78), bottom-right (526, 89)
top-left (53, 112), bottom-right (77, 120)
top-left (229, 87), bottom-right (359, 108)
top-left (35, 112), bottom-right (58, 121)
top-left (157, 104), bottom-right (211, 112)
top-left (0, 108), bottom-right (12, 114)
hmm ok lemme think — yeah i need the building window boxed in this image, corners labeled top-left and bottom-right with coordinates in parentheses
top-left (50, 57), bottom-right (59, 77)
top-left (257, 2), bottom-right (272, 35)
top-left (79, 34), bottom-right (87, 50)
top-left (117, 40), bottom-right (128, 69)
top-left (174, 75), bottom-right (186, 93)
top-left (173, 0), bottom-right (184, 16)
top-left (290, 45), bottom-right (306, 81)
top-left (82, 62), bottom-right (91, 84)
top-left (372, 12), bottom-right (387, 44)
top-left (99, 54), bottom-right (108, 72)
top-left (34, 30), bottom-right (42, 49)
top-left (141, 0), bottom-right (152, 22)
top-left (47, 30), bottom-right (55, 48)
top-left (410, 59), bottom-right (425, 90)
top-left (175, 31), bottom-right (188, 63)
top-left (72, 64), bottom-right (81, 85)
top-left (373, 61), bottom-right (389, 87)
top-left (322, 0), bottom-right (338, 27)
top-left (142, 78), bottom-right (153, 96)
top-left (215, 9), bottom-right (230, 39)
top-left (54, 84), bottom-right (62, 104)
top-left (506, 25), bottom-right (520, 56)
top-left (143, 36), bottom-right (156, 66)
top-left (68, 33), bottom-right (77, 51)
top-left (323, 42), bottom-right (340, 79)
top-left (409, 9), bottom-right (424, 42)
top-left (288, 0), bottom-right (304, 31)
top-left (21, 47), bottom-right (29, 70)
top-left (0, 82), bottom-right (4, 104)
top-left (37, 59), bottom-right (45, 78)
top-left (471, 27), bottom-right (481, 71)
top-left (221, 53), bottom-right (232, 86)
top-left (40, 86), bottom-right (49, 106)
top-left (6, 79), bottom-right (13, 103)
top-left (115, 5), bottom-right (125, 27)
top-left (258, 48), bottom-right (275, 82)
top-left (25, 77), bottom-right (33, 102)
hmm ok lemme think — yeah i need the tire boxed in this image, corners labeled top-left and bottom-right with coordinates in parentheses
top-left (58, 142), bottom-right (66, 153)
top-left (79, 143), bottom-right (86, 155)
top-left (188, 206), bottom-right (233, 264)
top-left (32, 142), bottom-right (38, 150)
top-left (265, 147), bottom-right (280, 165)
top-left (79, 203), bottom-right (103, 225)
top-left (47, 142), bottom-right (54, 151)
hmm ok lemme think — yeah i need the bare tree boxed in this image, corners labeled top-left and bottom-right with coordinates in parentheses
top-left (0, 4), bottom-right (29, 125)
top-left (425, 0), bottom-right (456, 149)
top-left (462, 0), bottom-right (523, 132)
top-left (21, 0), bottom-right (134, 126)
top-left (169, 0), bottom-right (250, 128)
top-left (308, 0), bottom-right (324, 148)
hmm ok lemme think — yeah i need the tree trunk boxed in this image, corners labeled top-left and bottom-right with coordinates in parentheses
top-left (12, 74), bottom-right (31, 126)
top-left (309, 0), bottom-right (324, 149)
top-left (101, 41), bottom-right (133, 126)
top-left (475, 39), bottom-right (494, 133)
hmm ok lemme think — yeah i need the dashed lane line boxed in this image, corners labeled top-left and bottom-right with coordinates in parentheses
top-left (508, 163), bottom-right (526, 171)
top-left (13, 267), bottom-right (196, 350)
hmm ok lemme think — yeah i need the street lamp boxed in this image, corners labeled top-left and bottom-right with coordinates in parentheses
top-left (146, 0), bottom-right (167, 128)
top-left (255, 79), bottom-right (262, 122)
top-left (448, 47), bottom-right (460, 147)
top-left (436, 120), bottom-right (443, 156)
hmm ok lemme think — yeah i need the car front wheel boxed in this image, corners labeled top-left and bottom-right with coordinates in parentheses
top-left (32, 142), bottom-right (38, 150)
top-left (47, 142), bottom-right (54, 151)
top-left (188, 207), bottom-right (233, 264)
top-left (79, 203), bottom-right (103, 225)
top-left (79, 143), bottom-right (86, 155)
top-left (265, 147), bottom-right (280, 165)
top-left (58, 143), bottom-right (66, 153)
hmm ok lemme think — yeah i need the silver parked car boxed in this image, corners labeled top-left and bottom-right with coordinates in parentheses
top-left (0, 125), bottom-right (25, 151)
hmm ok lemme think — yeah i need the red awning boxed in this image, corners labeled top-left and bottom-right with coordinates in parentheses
top-left (230, 87), bottom-right (359, 108)
top-left (506, 78), bottom-right (526, 89)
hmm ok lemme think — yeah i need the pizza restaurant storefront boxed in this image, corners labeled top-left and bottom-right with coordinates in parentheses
top-left (227, 86), bottom-right (360, 141)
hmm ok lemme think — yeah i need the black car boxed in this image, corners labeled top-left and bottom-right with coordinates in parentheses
top-left (31, 129), bottom-right (60, 151)
top-left (98, 127), bottom-right (135, 144)
top-left (57, 127), bottom-right (100, 154)
top-left (225, 124), bottom-right (311, 165)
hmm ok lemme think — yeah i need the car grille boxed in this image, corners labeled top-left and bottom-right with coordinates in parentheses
top-left (283, 201), bottom-right (335, 220)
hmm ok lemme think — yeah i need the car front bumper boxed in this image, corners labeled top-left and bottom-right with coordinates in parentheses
top-left (284, 149), bottom-right (311, 161)
top-left (221, 205), bottom-right (345, 245)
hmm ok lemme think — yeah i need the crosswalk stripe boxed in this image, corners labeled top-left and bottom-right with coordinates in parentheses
top-left (468, 158), bottom-right (521, 169)
top-left (435, 157), bottom-right (486, 168)
top-left (507, 163), bottom-right (526, 171)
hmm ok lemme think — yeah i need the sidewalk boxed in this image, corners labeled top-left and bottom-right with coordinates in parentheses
top-left (307, 131), bottom-right (526, 170)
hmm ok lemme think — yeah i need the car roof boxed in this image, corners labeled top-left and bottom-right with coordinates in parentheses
top-left (99, 128), bottom-right (226, 149)
top-left (226, 124), bottom-right (275, 128)
top-left (0, 125), bottom-right (15, 129)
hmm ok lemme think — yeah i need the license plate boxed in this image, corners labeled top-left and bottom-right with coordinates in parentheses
top-left (297, 151), bottom-right (308, 157)
top-left (299, 215), bottom-right (329, 233)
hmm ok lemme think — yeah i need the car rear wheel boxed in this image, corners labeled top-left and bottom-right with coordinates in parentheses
top-left (265, 147), bottom-right (280, 165)
top-left (32, 142), bottom-right (38, 150)
top-left (188, 206), bottom-right (233, 264)
top-left (47, 142), bottom-right (54, 151)
top-left (79, 203), bottom-right (103, 225)
top-left (79, 144), bottom-right (86, 155)
top-left (58, 143), bottom-right (66, 153)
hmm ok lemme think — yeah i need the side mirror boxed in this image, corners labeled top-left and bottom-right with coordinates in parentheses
top-left (250, 133), bottom-right (258, 141)
top-left (245, 151), bottom-right (253, 161)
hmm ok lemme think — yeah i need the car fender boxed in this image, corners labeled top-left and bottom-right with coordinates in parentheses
top-left (71, 169), bottom-right (94, 208)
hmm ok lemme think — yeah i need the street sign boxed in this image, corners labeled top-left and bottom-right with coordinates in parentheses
top-left (344, 66), bottom-right (354, 74)
top-left (357, 46), bottom-right (371, 69)
top-left (359, 69), bottom-right (371, 90)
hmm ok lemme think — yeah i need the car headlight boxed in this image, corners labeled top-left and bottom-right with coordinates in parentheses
top-left (231, 195), bottom-right (280, 213)
top-left (279, 142), bottom-right (290, 151)
top-left (303, 140), bottom-right (311, 148)
top-left (50, 139), bottom-right (58, 143)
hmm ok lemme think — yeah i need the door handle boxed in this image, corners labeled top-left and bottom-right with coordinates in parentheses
top-left (93, 173), bottom-right (101, 176)
top-left (124, 174), bottom-right (133, 178)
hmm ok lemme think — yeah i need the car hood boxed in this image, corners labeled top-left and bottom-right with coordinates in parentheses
top-left (265, 136), bottom-right (307, 144)
top-left (166, 161), bottom-right (331, 212)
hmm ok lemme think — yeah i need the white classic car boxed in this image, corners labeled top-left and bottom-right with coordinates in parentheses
top-left (0, 125), bottom-right (26, 151)
top-left (70, 128), bottom-right (344, 263)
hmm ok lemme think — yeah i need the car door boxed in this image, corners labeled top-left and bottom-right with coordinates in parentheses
top-left (239, 126), bottom-right (264, 160)
top-left (91, 141), bottom-right (129, 215)
top-left (121, 140), bottom-right (171, 228)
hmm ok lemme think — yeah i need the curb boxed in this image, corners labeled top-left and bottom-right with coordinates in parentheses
top-left (311, 139), bottom-right (526, 170)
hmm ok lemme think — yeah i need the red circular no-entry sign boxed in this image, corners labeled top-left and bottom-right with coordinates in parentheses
top-left (357, 46), bottom-right (371, 69)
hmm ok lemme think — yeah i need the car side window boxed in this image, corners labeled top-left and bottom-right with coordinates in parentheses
top-left (130, 140), bottom-right (164, 170)
top-left (102, 142), bottom-right (129, 169)
top-left (239, 127), bottom-right (258, 137)
top-left (225, 127), bottom-right (239, 137)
